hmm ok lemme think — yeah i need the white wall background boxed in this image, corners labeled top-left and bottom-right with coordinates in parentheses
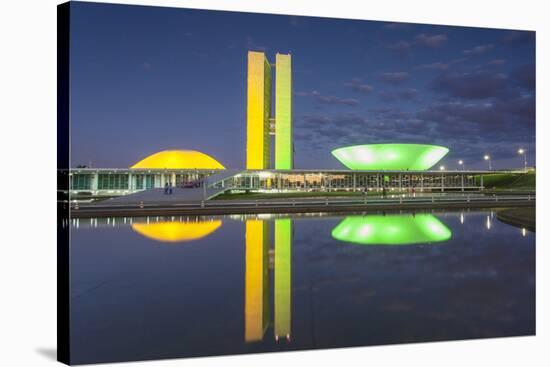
top-left (0, 0), bottom-right (547, 366)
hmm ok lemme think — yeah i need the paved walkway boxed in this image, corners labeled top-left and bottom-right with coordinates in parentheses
top-left (73, 194), bottom-right (535, 218)
top-left (103, 169), bottom-right (244, 205)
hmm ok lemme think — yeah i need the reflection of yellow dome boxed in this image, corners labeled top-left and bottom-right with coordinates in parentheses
top-left (131, 221), bottom-right (222, 243)
top-left (130, 150), bottom-right (225, 169)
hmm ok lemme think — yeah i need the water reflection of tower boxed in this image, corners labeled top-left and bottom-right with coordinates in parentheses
top-left (245, 218), bottom-right (292, 343)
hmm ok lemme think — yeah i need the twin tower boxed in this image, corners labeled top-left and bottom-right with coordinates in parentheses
top-left (246, 51), bottom-right (293, 170)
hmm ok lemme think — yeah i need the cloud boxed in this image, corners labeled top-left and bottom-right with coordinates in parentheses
top-left (388, 33), bottom-right (448, 57)
top-left (380, 72), bottom-right (410, 84)
top-left (501, 31), bottom-right (535, 44)
top-left (383, 22), bottom-right (410, 30)
top-left (387, 40), bottom-right (413, 57)
top-left (416, 58), bottom-right (466, 71)
top-left (417, 96), bottom-right (534, 131)
top-left (415, 33), bottom-right (448, 48)
top-left (312, 92), bottom-right (359, 106)
top-left (463, 44), bottom-right (494, 55)
top-left (295, 90), bottom-right (359, 106)
top-left (344, 79), bottom-right (375, 94)
top-left (417, 101), bottom-right (502, 128)
top-left (510, 63), bottom-right (535, 90)
top-left (431, 71), bottom-right (508, 100)
top-left (378, 88), bottom-right (419, 102)
top-left (488, 59), bottom-right (506, 65)
top-left (417, 62), bottom-right (450, 70)
top-left (140, 61), bottom-right (152, 70)
top-left (295, 91), bottom-right (534, 165)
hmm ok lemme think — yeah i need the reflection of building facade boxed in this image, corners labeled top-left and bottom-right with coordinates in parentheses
top-left (131, 220), bottom-right (222, 243)
top-left (332, 214), bottom-right (452, 245)
top-left (274, 218), bottom-right (291, 340)
top-left (245, 219), bottom-right (292, 342)
top-left (245, 220), bottom-right (270, 341)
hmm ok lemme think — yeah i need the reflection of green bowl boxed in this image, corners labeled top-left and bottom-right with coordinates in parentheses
top-left (331, 144), bottom-right (449, 170)
top-left (332, 214), bottom-right (452, 245)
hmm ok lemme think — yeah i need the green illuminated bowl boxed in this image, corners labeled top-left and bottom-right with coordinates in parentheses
top-left (331, 144), bottom-right (449, 170)
top-left (332, 214), bottom-right (452, 245)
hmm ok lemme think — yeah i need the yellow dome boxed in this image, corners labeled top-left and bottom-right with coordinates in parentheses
top-left (130, 150), bottom-right (225, 169)
top-left (132, 221), bottom-right (222, 243)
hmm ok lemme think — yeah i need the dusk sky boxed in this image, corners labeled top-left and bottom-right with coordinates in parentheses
top-left (70, 1), bottom-right (535, 170)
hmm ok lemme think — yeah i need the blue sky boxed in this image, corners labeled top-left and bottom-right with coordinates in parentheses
top-left (70, 1), bottom-right (535, 170)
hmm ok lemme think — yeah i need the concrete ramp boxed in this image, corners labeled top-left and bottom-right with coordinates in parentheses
top-left (205, 169), bottom-right (243, 186)
top-left (101, 170), bottom-right (242, 205)
top-left (104, 188), bottom-right (202, 204)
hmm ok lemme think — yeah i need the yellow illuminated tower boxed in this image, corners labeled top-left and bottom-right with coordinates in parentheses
top-left (246, 52), bottom-right (271, 169)
top-left (246, 51), bottom-right (292, 170)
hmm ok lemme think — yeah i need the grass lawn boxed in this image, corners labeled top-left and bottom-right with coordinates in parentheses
top-left (496, 207), bottom-right (536, 231)
top-left (213, 190), bottom-right (401, 201)
top-left (476, 172), bottom-right (535, 191)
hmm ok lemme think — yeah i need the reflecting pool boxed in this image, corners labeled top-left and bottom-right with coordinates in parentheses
top-left (69, 209), bottom-right (535, 364)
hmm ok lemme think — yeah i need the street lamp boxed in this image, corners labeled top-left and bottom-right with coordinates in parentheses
top-left (439, 165), bottom-right (445, 171)
top-left (518, 148), bottom-right (527, 172)
top-left (484, 155), bottom-right (492, 170)
top-left (458, 160), bottom-right (464, 171)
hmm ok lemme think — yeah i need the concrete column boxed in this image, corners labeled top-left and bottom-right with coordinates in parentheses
top-left (461, 174), bottom-right (464, 192)
top-left (480, 175), bottom-right (484, 191)
top-left (128, 173), bottom-right (132, 190)
top-left (441, 173), bottom-right (444, 192)
top-left (92, 171), bottom-right (99, 191)
top-left (353, 172), bottom-right (356, 191)
top-left (420, 173), bottom-right (423, 192)
top-left (398, 174), bottom-right (402, 192)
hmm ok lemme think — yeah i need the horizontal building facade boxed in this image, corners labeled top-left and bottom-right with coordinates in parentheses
top-left (67, 168), bottom-right (487, 199)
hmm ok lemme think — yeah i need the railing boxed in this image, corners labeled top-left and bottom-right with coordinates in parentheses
top-left (194, 194), bottom-right (534, 209)
top-left (76, 193), bottom-right (535, 210)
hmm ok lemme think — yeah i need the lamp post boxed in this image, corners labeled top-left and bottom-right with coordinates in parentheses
top-left (484, 155), bottom-right (492, 171)
top-left (439, 165), bottom-right (445, 171)
top-left (458, 160), bottom-right (464, 171)
top-left (518, 148), bottom-right (527, 172)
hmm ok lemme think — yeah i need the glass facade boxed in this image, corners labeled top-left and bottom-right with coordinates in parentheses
top-left (98, 174), bottom-right (129, 190)
top-left (69, 170), bottom-right (480, 198)
top-left (70, 173), bottom-right (91, 190)
top-left (135, 174), bottom-right (155, 190)
top-left (224, 172), bottom-right (477, 192)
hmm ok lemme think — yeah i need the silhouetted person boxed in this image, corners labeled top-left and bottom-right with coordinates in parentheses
top-left (168, 181), bottom-right (173, 195)
top-left (382, 186), bottom-right (387, 198)
top-left (164, 182), bottom-right (168, 195)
